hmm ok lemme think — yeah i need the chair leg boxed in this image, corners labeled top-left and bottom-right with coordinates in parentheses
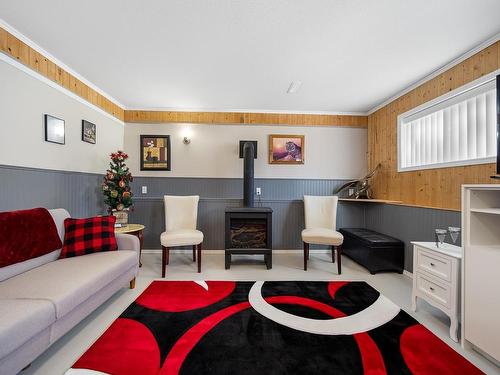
top-left (192, 245), bottom-right (196, 262)
top-left (303, 242), bottom-right (309, 271)
top-left (162, 246), bottom-right (169, 277)
top-left (197, 243), bottom-right (202, 273)
top-left (336, 245), bottom-right (342, 274)
top-left (331, 245), bottom-right (335, 263)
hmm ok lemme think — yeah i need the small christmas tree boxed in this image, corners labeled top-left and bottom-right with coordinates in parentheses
top-left (102, 151), bottom-right (133, 213)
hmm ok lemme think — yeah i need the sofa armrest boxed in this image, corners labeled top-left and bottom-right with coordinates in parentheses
top-left (116, 233), bottom-right (140, 254)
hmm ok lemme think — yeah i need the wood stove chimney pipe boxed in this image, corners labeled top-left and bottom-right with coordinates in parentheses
top-left (243, 142), bottom-right (255, 207)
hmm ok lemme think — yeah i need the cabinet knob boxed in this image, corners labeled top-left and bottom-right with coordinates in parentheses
top-left (430, 263), bottom-right (435, 267)
top-left (429, 287), bottom-right (435, 291)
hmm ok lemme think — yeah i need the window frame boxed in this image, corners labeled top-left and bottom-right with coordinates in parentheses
top-left (397, 69), bottom-right (500, 172)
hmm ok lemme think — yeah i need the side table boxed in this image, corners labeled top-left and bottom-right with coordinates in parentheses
top-left (115, 224), bottom-right (145, 267)
top-left (411, 241), bottom-right (461, 342)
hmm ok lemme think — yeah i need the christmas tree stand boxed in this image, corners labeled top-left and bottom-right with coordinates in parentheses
top-left (112, 209), bottom-right (129, 225)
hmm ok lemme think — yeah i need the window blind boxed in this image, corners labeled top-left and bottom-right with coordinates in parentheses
top-left (398, 78), bottom-right (497, 171)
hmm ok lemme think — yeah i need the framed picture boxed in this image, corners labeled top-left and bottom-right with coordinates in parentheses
top-left (44, 114), bottom-right (65, 144)
top-left (82, 120), bottom-right (96, 144)
top-left (239, 140), bottom-right (258, 158)
top-left (268, 134), bottom-right (304, 164)
top-left (140, 135), bottom-right (171, 171)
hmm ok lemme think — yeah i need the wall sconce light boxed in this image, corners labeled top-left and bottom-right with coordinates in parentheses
top-left (182, 127), bottom-right (193, 145)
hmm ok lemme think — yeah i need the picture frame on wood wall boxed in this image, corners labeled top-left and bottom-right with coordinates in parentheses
top-left (44, 114), bottom-right (65, 145)
top-left (268, 134), bottom-right (304, 164)
top-left (140, 135), bottom-right (171, 171)
top-left (81, 120), bottom-right (96, 144)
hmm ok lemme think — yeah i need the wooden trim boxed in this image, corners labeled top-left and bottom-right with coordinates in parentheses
top-left (339, 198), bottom-right (403, 204)
top-left (339, 198), bottom-right (460, 211)
top-left (0, 26), bottom-right (124, 121)
top-left (124, 110), bottom-right (368, 127)
top-left (388, 202), bottom-right (461, 212)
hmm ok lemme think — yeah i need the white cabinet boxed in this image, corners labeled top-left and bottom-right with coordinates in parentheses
top-left (411, 241), bottom-right (461, 342)
top-left (462, 185), bottom-right (500, 362)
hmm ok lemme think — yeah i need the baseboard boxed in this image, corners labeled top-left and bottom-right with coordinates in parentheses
top-left (142, 249), bottom-right (333, 254)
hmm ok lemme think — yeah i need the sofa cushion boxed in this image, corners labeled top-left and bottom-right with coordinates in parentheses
top-left (0, 299), bottom-right (56, 359)
top-left (0, 208), bottom-right (62, 268)
top-left (60, 216), bottom-right (118, 259)
top-left (0, 250), bottom-right (137, 319)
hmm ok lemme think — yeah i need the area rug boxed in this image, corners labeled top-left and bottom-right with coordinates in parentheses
top-left (66, 281), bottom-right (483, 375)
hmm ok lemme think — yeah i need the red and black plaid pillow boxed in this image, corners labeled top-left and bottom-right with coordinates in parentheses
top-left (60, 216), bottom-right (118, 259)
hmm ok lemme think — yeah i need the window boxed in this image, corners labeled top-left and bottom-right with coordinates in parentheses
top-left (398, 70), bottom-right (498, 172)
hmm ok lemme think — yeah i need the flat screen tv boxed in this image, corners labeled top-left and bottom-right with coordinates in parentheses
top-left (493, 74), bottom-right (500, 178)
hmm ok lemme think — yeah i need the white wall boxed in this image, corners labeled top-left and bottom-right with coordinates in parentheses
top-left (124, 123), bottom-right (367, 179)
top-left (0, 57), bottom-right (124, 174)
top-left (0, 55), bottom-right (366, 180)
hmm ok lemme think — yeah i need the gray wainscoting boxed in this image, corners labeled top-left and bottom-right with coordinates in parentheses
top-left (0, 165), bottom-right (105, 217)
top-left (129, 176), bottom-right (365, 249)
top-left (364, 204), bottom-right (461, 272)
top-left (0, 164), bottom-right (462, 272)
top-left (130, 197), bottom-right (365, 250)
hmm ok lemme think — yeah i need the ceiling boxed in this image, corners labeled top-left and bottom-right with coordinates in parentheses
top-left (1, 0), bottom-right (499, 113)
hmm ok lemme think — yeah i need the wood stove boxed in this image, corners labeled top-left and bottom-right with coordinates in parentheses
top-left (224, 141), bottom-right (273, 269)
top-left (225, 207), bottom-right (272, 269)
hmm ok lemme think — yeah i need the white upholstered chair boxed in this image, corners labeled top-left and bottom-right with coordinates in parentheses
top-left (301, 195), bottom-right (344, 274)
top-left (160, 195), bottom-right (204, 277)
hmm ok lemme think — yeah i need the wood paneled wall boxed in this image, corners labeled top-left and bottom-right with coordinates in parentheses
top-left (124, 110), bottom-right (367, 127)
top-left (0, 26), bottom-right (125, 121)
top-left (368, 41), bottom-right (500, 211)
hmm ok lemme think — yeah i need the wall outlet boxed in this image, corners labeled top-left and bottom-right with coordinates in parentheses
top-left (256, 187), bottom-right (262, 196)
top-left (141, 186), bottom-right (148, 194)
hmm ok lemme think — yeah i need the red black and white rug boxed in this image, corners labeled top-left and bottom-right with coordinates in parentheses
top-left (66, 281), bottom-right (482, 375)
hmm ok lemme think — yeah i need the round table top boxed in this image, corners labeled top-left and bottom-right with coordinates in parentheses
top-left (115, 224), bottom-right (145, 234)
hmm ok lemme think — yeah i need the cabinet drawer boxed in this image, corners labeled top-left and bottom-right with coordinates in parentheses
top-left (416, 272), bottom-right (451, 309)
top-left (416, 248), bottom-right (452, 282)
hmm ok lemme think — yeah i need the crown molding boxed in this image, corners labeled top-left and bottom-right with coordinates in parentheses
top-left (367, 31), bottom-right (500, 115)
top-left (124, 107), bottom-right (367, 116)
top-left (1, 17), bottom-right (498, 119)
top-left (0, 18), bottom-right (125, 110)
top-left (0, 53), bottom-right (124, 125)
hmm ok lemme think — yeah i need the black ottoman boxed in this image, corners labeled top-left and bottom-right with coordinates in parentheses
top-left (339, 228), bottom-right (404, 274)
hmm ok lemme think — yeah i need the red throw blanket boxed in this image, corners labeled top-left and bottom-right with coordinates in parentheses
top-left (0, 208), bottom-right (62, 268)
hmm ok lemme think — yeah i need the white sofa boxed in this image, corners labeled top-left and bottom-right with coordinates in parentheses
top-left (0, 208), bottom-right (139, 375)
